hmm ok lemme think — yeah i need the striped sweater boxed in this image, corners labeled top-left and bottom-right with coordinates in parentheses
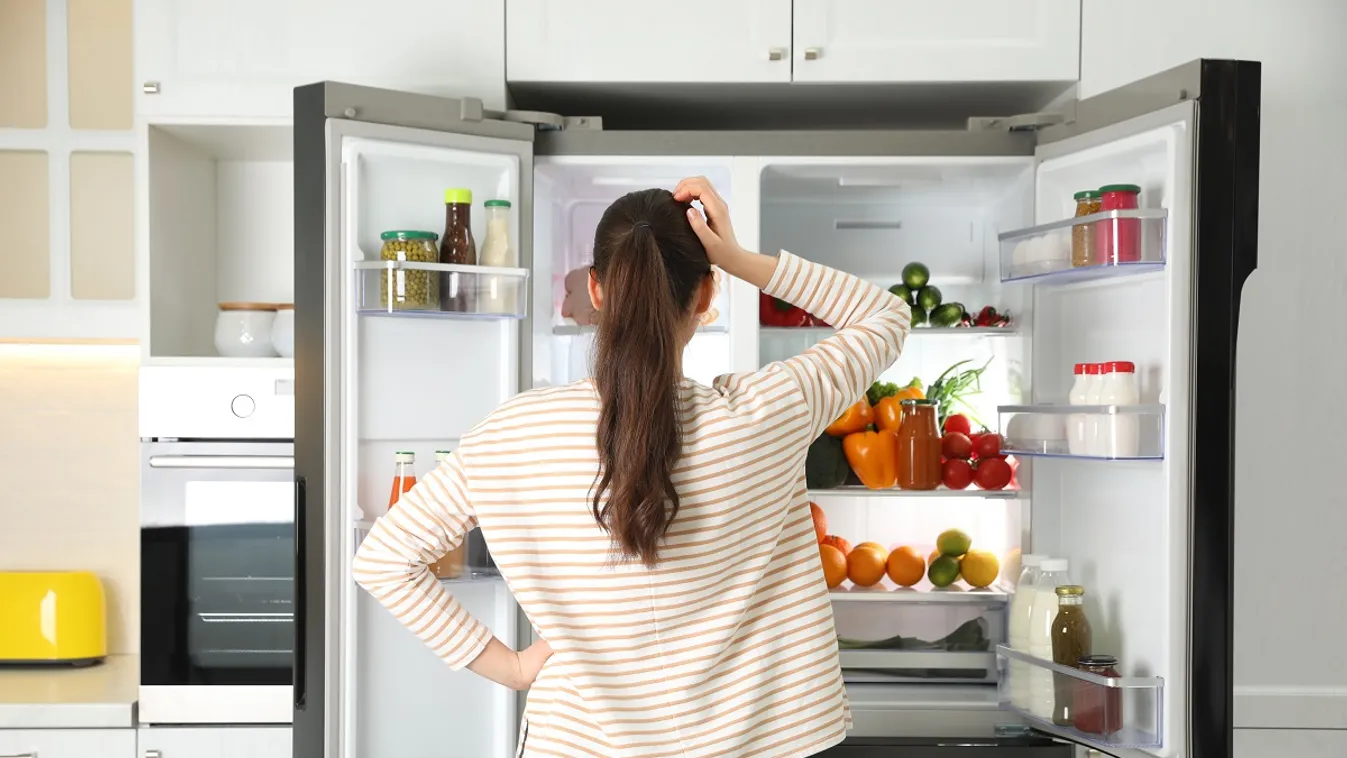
top-left (353, 251), bottom-right (911, 757)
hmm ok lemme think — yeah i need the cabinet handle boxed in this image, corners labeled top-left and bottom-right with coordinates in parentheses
top-left (767, 47), bottom-right (786, 61)
top-left (142, 81), bottom-right (160, 94)
top-left (803, 47), bottom-right (822, 61)
top-left (144, 751), bottom-right (163, 758)
top-left (0, 752), bottom-right (37, 757)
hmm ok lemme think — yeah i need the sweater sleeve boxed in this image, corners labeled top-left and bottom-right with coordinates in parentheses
top-left (352, 451), bottom-right (492, 670)
top-left (762, 251), bottom-right (912, 441)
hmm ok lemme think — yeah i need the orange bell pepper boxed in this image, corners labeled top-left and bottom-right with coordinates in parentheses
top-left (825, 399), bottom-right (874, 437)
top-left (842, 429), bottom-right (899, 489)
top-left (873, 396), bottom-right (905, 433)
top-left (895, 385), bottom-right (925, 402)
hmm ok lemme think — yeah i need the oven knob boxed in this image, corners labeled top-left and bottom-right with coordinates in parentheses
top-left (230, 394), bottom-right (256, 418)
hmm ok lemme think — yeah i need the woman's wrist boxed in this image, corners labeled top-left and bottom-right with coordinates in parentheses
top-left (717, 248), bottom-right (778, 292)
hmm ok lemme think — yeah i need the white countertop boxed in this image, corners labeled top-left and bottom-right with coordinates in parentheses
top-left (0, 655), bottom-right (137, 729)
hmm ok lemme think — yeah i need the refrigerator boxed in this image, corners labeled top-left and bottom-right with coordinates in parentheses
top-left (293, 58), bottom-right (1259, 758)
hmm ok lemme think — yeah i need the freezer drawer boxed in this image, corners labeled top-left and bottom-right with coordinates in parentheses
top-left (818, 736), bottom-right (1070, 756)
top-left (833, 591), bottom-right (1005, 684)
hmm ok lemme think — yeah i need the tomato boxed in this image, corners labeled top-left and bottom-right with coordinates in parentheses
top-left (943, 414), bottom-right (972, 436)
top-left (940, 432), bottom-right (973, 461)
top-left (942, 458), bottom-right (975, 490)
top-left (973, 432), bottom-right (1005, 461)
top-left (974, 457), bottom-right (1012, 490)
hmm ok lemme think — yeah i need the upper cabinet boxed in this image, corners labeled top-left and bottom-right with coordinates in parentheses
top-left (507, 0), bottom-right (793, 83)
top-left (134, 0), bottom-right (509, 119)
top-left (791, 0), bottom-right (1080, 83)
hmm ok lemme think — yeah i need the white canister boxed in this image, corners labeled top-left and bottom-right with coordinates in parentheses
top-left (271, 304), bottom-right (295, 358)
top-left (215, 303), bottom-right (278, 358)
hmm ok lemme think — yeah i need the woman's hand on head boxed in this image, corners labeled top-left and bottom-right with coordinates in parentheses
top-left (673, 176), bottom-right (745, 267)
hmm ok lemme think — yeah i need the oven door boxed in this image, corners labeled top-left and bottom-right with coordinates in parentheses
top-left (139, 440), bottom-right (295, 725)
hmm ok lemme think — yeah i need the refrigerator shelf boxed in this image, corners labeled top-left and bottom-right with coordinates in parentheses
top-left (995, 645), bottom-right (1165, 750)
top-left (353, 260), bottom-right (529, 319)
top-left (830, 585), bottom-right (1009, 604)
top-left (999, 208), bottom-right (1167, 284)
top-left (810, 485), bottom-right (1020, 499)
top-left (835, 597), bottom-right (1004, 684)
top-left (760, 326), bottom-right (1018, 337)
top-left (998, 404), bottom-right (1166, 461)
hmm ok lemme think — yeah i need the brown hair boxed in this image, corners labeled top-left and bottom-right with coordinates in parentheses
top-left (590, 188), bottom-right (711, 566)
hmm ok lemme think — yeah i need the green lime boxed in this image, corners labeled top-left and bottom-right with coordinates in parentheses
top-left (910, 304), bottom-right (928, 327)
top-left (937, 528), bottom-right (972, 557)
top-left (929, 303), bottom-right (963, 328)
top-left (928, 555), bottom-right (962, 588)
top-left (889, 283), bottom-right (915, 306)
top-left (917, 285), bottom-right (942, 311)
top-left (902, 262), bottom-right (930, 290)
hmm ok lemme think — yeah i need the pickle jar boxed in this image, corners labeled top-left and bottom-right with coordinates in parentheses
top-left (1070, 190), bottom-right (1102, 268)
top-left (379, 230), bottom-right (440, 311)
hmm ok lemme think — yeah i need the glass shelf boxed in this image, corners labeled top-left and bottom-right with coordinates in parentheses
top-left (809, 485), bottom-right (1020, 499)
top-left (830, 585), bottom-right (1009, 604)
top-left (354, 261), bottom-right (529, 319)
top-left (998, 404), bottom-right (1165, 461)
top-left (999, 209), bottom-right (1167, 284)
top-left (553, 323), bottom-right (728, 336)
top-left (996, 645), bottom-right (1164, 750)
top-left (761, 326), bottom-right (1017, 337)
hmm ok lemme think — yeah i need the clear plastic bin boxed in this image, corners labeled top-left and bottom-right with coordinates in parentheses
top-left (998, 404), bottom-right (1166, 460)
top-left (831, 589), bottom-right (1006, 683)
top-left (996, 645), bottom-right (1164, 750)
top-left (999, 209), bottom-right (1167, 284)
top-left (355, 261), bottom-right (528, 319)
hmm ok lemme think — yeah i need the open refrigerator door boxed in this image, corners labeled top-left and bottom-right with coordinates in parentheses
top-left (293, 83), bottom-right (540, 758)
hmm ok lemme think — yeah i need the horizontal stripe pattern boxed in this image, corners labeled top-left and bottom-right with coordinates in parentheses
top-left (353, 251), bottom-right (910, 757)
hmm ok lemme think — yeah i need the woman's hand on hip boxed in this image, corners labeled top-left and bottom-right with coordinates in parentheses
top-left (674, 176), bottom-right (779, 291)
top-left (515, 638), bottom-right (554, 690)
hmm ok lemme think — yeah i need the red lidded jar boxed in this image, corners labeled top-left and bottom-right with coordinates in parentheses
top-left (1095, 184), bottom-right (1142, 265)
top-left (1073, 654), bottom-right (1124, 736)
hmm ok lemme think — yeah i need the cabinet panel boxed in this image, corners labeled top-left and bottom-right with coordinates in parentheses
top-left (0, 151), bottom-right (51, 299)
top-left (507, 0), bottom-right (792, 83)
top-left (70, 151), bottom-right (135, 300)
top-left (0, 729), bottom-right (136, 758)
top-left (0, 0), bottom-right (47, 128)
top-left (134, 0), bottom-right (506, 118)
top-left (792, 0), bottom-right (1080, 84)
top-left (137, 727), bottom-right (291, 758)
top-left (67, 0), bottom-right (134, 130)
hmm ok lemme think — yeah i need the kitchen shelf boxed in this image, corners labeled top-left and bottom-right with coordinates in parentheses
top-left (996, 645), bottom-right (1165, 750)
top-left (999, 209), bottom-right (1167, 284)
top-left (354, 261), bottom-right (529, 319)
top-left (761, 325), bottom-right (1017, 337)
top-left (830, 585), bottom-right (1009, 604)
top-left (998, 404), bottom-right (1165, 461)
top-left (552, 323), bottom-right (728, 336)
top-left (810, 485), bottom-right (1020, 499)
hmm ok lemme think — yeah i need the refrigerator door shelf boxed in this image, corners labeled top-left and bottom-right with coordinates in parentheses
top-left (810, 485), bottom-right (1022, 500)
top-left (353, 261), bottom-right (530, 319)
top-left (998, 404), bottom-right (1166, 461)
top-left (996, 645), bottom-right (1165, 751)
top-left (999, 209), bottom-right (1168, 285)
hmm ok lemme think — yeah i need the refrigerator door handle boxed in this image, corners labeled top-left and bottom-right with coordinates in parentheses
top-left (149, 455), bottom-right (295, 470)
top-left (293, 475), bottom-right (307, 709)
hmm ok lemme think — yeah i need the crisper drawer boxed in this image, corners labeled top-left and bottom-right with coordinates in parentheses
top-left (817, 736), bottom-right (1070, 757)
top-left (831, 588), bottom-right (1007, 684)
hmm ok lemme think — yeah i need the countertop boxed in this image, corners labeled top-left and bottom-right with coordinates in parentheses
top-left (0, 655), bottom-right (137, 728)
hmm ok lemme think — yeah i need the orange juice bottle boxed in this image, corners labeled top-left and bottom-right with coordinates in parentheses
top-left (388, 451), bottom-right (417, 512)
top-left (427, 450), bottom-right (466, 580)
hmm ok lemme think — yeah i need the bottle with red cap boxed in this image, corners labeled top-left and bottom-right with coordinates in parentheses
top-left (1098, 361), bottom-right (1140, 457)
top-left (1067, 363), bottom-right (1093, 455)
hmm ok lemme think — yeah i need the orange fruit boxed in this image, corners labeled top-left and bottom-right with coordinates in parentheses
top-left (886, 546), bottom-right (926, 587)
top-left (847, 545), bottom-right (888, 587)
top-left (819, 544), bottom-right (847, 589)
top-left (809, 502), bottom-right (827, 544)
top-left (856, 541), bottom-right (886, 553)
top-left (821, 535), bottom-right (852, 557)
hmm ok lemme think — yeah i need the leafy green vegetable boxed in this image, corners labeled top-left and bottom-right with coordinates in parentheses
top-left (866, 381), bottom-right (900, 406)
top-left (926, 358), bottom-right (992, 429)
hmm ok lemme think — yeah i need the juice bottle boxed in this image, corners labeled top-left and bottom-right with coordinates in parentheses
top-left (388, 451), bottom-right (417, 512)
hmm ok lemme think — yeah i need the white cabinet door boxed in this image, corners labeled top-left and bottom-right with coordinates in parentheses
top-left (0, 729), bottom-right (136, 758)
top-left (791, 0), bottom-right (1080, 83)
top-left (134, 0), bottom-right (506, 119)
top-left (506, 0), bottom-right (793, 83)
top-left (137, 727), bottom-right (290, 758)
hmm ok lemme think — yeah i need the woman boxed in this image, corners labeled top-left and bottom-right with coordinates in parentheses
top-left (353, 177), bottom-right (911, 757)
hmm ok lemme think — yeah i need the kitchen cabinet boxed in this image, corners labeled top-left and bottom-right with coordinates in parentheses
top-left (0, 729), bottom-right (136, 758)
top-left (791, 0), bottom-right (1080, 84)
top-left (137, 727), bottom-right (291, 758)
top-left (506, 0), bottom-right (793, 83)
top-left (133, 0), bottom-right (507, 119)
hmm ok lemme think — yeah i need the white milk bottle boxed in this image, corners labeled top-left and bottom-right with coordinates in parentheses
top-left (1007, 553), bottom-right (1046, 709)
top-left (1066, 364), bottom-right (1091, 455)
top-left (1027, 558), bottom-right (1072, 719)
top-left (1099, 361), bottom-right (1140, 457)
top-left (1082, 364), bottom-right (1104, 456)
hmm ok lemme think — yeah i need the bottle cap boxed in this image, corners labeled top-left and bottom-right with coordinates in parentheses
top-left (484, 199), bottom-right (511, 208)
top-left (380, 230), bottom-right (438, 241)
top-left (444, 188), bottom-right (473, 204)
top-left (1100, 183), bottom-right (1142, 194)
top-left (1084, 363), bottom-right (1102, 375)
top-left (1079, 654), bottom-right (1119, 667)
top-left (1055, 584), bottom-right (1085, 596)
top-left (1021, 553), bottom-right (1046, 567)
top-left (394, 451), bottom-right (415, 463)
top-left (1073, 363), bottom-right (1088, 374)
top-left (1109, 361), bottom-right (1136, 373)
top-left (1073, 190), bottom-right (1102, 200)
top-left (434, 450), bottom-right (452, 461)
top-left (1039, 558), bottom-right (1069, 572)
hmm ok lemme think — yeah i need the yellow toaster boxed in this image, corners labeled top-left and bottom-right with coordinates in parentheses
top-left (0, 571), bottom-right (107, 665)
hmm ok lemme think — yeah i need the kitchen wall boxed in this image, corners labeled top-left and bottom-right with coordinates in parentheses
top-left (0, 0), bottom-right (139, 654)
top-left (0, 345), bottom-right (140, 654)
top-left (1081, 0), bottom-right (1347, 742)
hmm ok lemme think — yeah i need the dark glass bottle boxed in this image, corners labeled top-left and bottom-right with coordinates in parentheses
top-left (439, 188), bottom-right (477, 312)
top-left (1050, 585), bottom-right (1093, 726)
